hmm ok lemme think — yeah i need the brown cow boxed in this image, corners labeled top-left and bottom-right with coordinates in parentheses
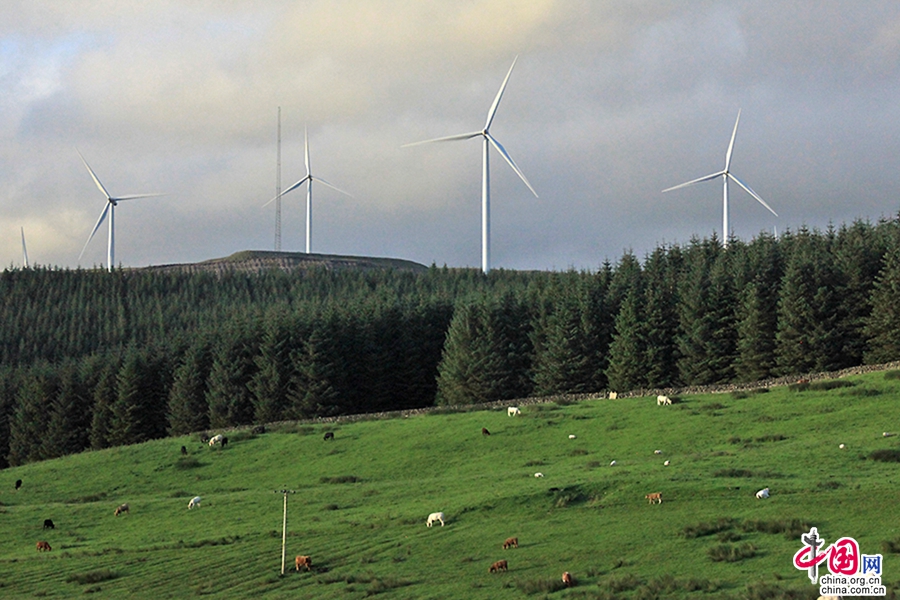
top-left (295, 555), bottom-right (312, 571)
top-left (645, 492), bottom-right (662, 504)
top-left (562, 571), bottom-right (575, 587)
top-left (503, 537), bottom-right (518, 549)
top-left (114, 503), bottom-right (129, 516)
top-left (489, 559), bottom-right (508, 573)
top-left (482, 428), bottom-right (491, 436)
top-left (36, 541), bottom-right (51, 552)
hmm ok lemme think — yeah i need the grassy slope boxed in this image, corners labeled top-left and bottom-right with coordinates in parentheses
top-left (2, 373), bottom-right (900, 599)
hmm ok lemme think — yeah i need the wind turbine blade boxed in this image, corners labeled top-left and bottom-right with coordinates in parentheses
top-left (485, 56), bottom-right (518, 131)
top-left (76, 148), bottom-right (112, 199)
top-left (725, 109), bottom-right (741, 171)
top-left (662, 171), bottom-right (726, 193)
top-left (304, 127), bottom-right (311, 175)
top-left (728, 173), bottom-right (778, 216)
top-left (79, 204), bottom-right (110, 260)
top-left (110, 193), bottom-right (165, 202)
top-left (311, 176), bottom-right (354, 198)
top-left (402, 131), bottom-right (483, 147)
top-left (21, 227), bottom-right (28, 268)
top-left (263, 175), bottom-right (311, 206)
top-left (486, 132), bottom-right (538, 198)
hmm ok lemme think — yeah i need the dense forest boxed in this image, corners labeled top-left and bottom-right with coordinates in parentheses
top-left (2, 216), bottom-right (900, 468)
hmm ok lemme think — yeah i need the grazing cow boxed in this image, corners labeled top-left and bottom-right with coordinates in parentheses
top-left (208, 434), bottom-right (224, 447)
top-left (645, 492), bottom-right (662, 504)
top-left (756, 487), bottom-right (770, 499)
top-left (534, 472), bottom-right (544, 478)
top-left (114, 503), bottom-right (129, 516)
top-left (657, 395), bottom-right (672, 406)
top-left (221, 436), bottom-right (228, 447)
top-left (188, 496), bottom-right (202, 510)
top-left (295, 555), bottom-right (312, 571)
top-left (507, 406), bottom-right (521, 416)
top-left (43, 519), bottom-right (55, 530)
top-left (180, 445), bottom-right (188, 456)
top-left (503, 537), bottom-right (518, 549)
top-left (608, 392), bottom-right (618, 399)
top-left (654, 449), bottom-right (662, 455)
top-left (568, 434), bottom-right (576, 439)
top-left (323, 431), bottom-right (335, 441)
top-left (664, 460), bottom-right (670, 466)
top-left (481, 427), bottom-right (490, 436)
top-left (426, 511), bottom-right (445, 527)
top-left (489, 559), bottom-right (508, 573)
top-left (36, 541), bottom-right (51, 552)
top-left (199, 434), bottom-right (210, 443)
top-left (15, 479), bottom-right (22, 491)
top-left (562, 571), bottom-right (575, 587)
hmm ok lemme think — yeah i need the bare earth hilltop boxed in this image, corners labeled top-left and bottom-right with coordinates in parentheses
top-left (137, 250), bottom-right (429, 276)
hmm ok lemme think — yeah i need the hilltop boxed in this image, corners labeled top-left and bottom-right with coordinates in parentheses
top-left (138, 250), bottom-right (429, 276)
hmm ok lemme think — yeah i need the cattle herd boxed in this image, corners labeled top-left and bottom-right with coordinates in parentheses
top-left (23, 398), bottom-right (782, 591)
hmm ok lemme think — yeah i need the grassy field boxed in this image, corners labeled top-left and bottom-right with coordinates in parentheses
top-left (2, 372), bottom-right (900, 599)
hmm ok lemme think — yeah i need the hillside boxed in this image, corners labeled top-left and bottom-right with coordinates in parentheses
top-left (138, 250), bottom-right (429, 275)
top-left (3, 371), bottom-right (900, 599)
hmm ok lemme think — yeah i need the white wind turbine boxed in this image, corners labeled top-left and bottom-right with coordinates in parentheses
top-left (77, 149), bottom-right (163, 272)
top-left (264, 128), bottom-right (352, 254)
top-left (662, 109), bottom-right (777, 248)
top-left (404, 56), bottom-right (538, 274)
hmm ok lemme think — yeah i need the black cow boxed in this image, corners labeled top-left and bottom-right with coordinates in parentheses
top-left (15, 479), bottom-right (22, 491)
top-left (180, 445), bottom-right (188, 456)
top-left (199, 434), bottom-right (210, 444)
top-left (43, 519), bottom-right (55, 530)
top-left (221, 436), bottom-right (228, 447)
top-left (323, 431), bottom-right (335, 441)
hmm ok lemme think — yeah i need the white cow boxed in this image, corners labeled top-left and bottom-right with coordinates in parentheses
top-left (756, 487), bottom-right (770, 499)
top-left (209, 434), bottom-right (224, 447)
top-left (608, 392), bottom-right (618, 400)
top-left (657, 395), bottom-right (672, 406)
top-left (188, 496), bottom-right (202, 509)
top-left (534, 472), bottom-right (544, 478)
top-left (507, 406), bottom-right (521, 416)
top-left (426, 511), bottom-right (445, 527)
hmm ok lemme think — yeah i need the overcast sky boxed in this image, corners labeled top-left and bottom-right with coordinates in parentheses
top-left (3, 1), bottom-right (900, 272)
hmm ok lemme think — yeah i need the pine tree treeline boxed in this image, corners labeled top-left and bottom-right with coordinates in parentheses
top-left (2, 216), bottom-right (900, 467)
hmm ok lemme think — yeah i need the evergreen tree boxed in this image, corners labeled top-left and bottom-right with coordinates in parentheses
top-left (250, 309), bottom-right (294, 424)
top-left (642, 247), bottom-right (681, 388)
top-left (42, 360), bottom-right (93, 458)
top-left (206, 321), bottom-right (258, 428)
top-left (107, 347), bottom-right (160, 446)
top-left (677, 239), bottom-right (736, 384)
top-left (90, 360), bottom-right (120, 450)
top-left (167, 340), bottom-right (212, 435)
top-left (605, 287), bottom-right (647, 391)
top-left (864, 243), bottom-right (900, 363)
top-left (733, 235), bottom-right (781, 382)
top-left (435, 294), bottom-right (532, 405)
top-left (7, 364), bottom-right (56, 466)
top-left (287, 318), bottom-right (341, 418)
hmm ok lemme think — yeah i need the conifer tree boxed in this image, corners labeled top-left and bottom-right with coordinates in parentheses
top-left (605, 287), bottom-right (646, 391)
top-left (287, 317), bottom-right (341, 418)
top-left (250, 310), bottom-right (293, 424)
top-left (7, 364), bottom-right (56, 466)
top-left (167, 340), bottom-right (212, 435)
top-left (864, 243), bottom-right (900, 363)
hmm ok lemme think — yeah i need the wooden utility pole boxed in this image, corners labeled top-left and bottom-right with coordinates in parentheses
top-left (275, 488), bottom-right (295, 575)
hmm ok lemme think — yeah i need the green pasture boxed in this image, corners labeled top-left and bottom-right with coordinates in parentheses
top-left (2, 372), bottom-right (900, 598)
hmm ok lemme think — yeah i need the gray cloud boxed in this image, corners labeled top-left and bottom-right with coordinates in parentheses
top-left (3, 1), bottom-right (899, 271)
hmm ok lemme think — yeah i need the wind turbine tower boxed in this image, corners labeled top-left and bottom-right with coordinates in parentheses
top-left (404, 56), bottom-right (538, 274)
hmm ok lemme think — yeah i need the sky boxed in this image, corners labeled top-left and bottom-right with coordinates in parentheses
top-left (3, 1), bottom-right (900, 272)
